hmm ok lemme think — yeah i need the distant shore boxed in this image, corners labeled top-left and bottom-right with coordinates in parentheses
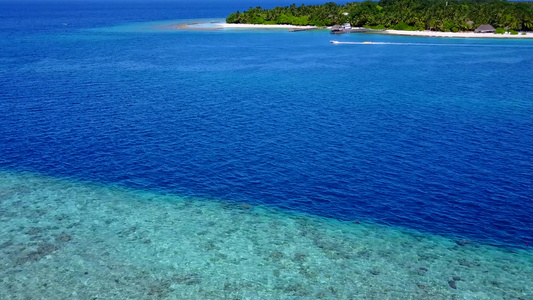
top-left (175, 22), bottom-right (533, 39)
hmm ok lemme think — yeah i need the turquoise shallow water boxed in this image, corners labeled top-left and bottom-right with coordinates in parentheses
top-left (1, 171), bottom-right (532, 299)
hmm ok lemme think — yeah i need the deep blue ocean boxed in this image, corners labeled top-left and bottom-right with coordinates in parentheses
top-left (1, 0), bottom-right (532, 250)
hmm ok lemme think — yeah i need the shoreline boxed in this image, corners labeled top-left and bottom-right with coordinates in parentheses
top-left (384, 29), bottom-right (533, 39)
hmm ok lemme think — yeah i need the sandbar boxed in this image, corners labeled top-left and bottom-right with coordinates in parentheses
top-left (174, 21), bottom-right (318, 30)
top-left (217, 23), bottom-right (318, 29)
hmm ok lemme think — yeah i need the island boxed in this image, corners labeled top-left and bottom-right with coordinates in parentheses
top-left (226, 0), bottom-right (533, 36)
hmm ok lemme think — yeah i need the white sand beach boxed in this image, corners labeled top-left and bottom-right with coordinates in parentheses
top-left (216, 23), bottom-right (317, 29)
top-left (384, 29), bottom-right (533, 39)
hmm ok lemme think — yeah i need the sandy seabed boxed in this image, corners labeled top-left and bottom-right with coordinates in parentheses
top-left (1, 171), bottom-right (532, 299)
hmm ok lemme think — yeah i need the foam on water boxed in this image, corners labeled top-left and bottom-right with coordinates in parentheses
top-left (1, 171), bottom-right (531, 299)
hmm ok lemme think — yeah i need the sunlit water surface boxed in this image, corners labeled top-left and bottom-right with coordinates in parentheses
top-left (0, 1), bottom-right (532, 299)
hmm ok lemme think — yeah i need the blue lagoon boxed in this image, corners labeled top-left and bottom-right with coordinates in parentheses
top-left (0, 1), bottom-right (532, 299)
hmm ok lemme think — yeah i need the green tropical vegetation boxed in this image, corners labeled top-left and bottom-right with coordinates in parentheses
top-left (226, 0), bottom-right (533, 32)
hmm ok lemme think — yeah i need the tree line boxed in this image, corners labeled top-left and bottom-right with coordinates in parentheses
top-left (226, 0), bottom-right (533, 32)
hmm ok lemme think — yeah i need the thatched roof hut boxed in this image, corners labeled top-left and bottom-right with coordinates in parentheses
top-left (475, 24), bottom-right (495, 33)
